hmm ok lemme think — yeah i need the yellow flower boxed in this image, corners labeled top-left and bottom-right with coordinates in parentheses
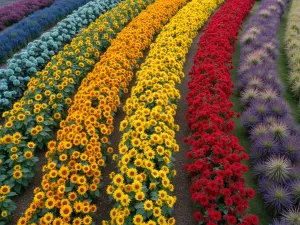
top-left (153, 207), bottom-right (162, 217)
top-left (1, 210), bottom-right (8, 218)
top-left (113, 174), bottom-right (124, 186)
top-left (143, 200), bottom-right (153, 211)
top-left (134, 192), bottom-right (145, 201)
top-left (133, 215), bottom-right (143, 225)
top-left (24, 151), bottom-right (33, 159)
top-left (60, 205), bottom-right (72, 218)
top-left (0, 185), bottom-right (10, 195)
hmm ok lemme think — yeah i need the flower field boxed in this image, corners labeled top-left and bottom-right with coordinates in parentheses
top-left (0, 0), bottom-right (298, 224)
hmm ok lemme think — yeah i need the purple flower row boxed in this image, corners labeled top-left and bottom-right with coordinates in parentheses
top-left (0, 0), bottom-right (55, 31)
top-left (237, 0), bottom-right (300, 224)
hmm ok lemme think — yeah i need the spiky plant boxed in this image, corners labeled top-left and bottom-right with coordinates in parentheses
top-left (282, 208), bottom-right (300, 225)
top-left (254, 134), bottom-right (278, 156)
top-left (269, 121), bottom-right (289, 140)
top-left (264, 184), bottom-right (293, 214)
top-left (291, 181), bottom-right (300, 205)
top-left (241, 88), bottom-right (259, 105)
top-left (264, 156), bottom-right (292, 183)
top-left (250, 124), bottom-right (269, 141)
top-left (259, 88), bottom-right (279, 102)
top-left (281, 136), bottom-right (300, 162)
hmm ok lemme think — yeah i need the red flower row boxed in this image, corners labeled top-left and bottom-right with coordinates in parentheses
top-left (183, 0), bottom-right (258, 224)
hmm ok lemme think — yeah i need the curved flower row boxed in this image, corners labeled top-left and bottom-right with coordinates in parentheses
top-left (0, 0), bottom-right (56, 31)
top-left (105, 0), bottom-right (222, 224)
top-left (0, 0), bottom-right (92, 63)
top-left (17, 0), bottom-right (187, 224)
top-left (0, 0), bottom-right (153, 222)
top-left (0, 0), bottom-right (121, 113)
top-left (184, 0), bottom-right (258, 224)
top-left (285, 0), bottom-right (300, 104)
top-left (238, 0), bottom-right (300, 224)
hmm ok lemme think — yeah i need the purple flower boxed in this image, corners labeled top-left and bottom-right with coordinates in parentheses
top-left (263, 184), bottom-right (293, 214)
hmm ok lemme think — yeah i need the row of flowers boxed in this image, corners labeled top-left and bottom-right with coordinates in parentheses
top-left (0, 0), bottom-right (154, 222)
top-left (0, 0), bottom-right (55, 31)
top-left (285, 0), bottom-right (300, 108)
top-left (238, 0), bottom-right (300, 224)
top-left (0, 0), bottom-right (93, 63)
top-left (104, 0), bottom-right (222, 224)
top-left (184, 0), bottom-right (258, 224)
top-left (16, 0), bottom-right (186, 224)
top-left (0, 0), bottom-right (122, 113)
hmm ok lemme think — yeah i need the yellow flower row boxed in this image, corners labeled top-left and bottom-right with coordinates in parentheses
top-left (106, 0), bottom-right (223, 224)
top-left (17, 0), bottom-right (188, 224)
top-left (0, 0), bottom-right (153, 222)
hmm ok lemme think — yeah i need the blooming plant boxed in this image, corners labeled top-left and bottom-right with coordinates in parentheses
top-left (105, 0), bottom-right (222, 224)
top-left (0, 0), bottom-right (93, 63)
top-left (0, 0), bottom-right (55, 31)
top-left (238, 0), bottom-right (300, 223)
top-left (285, 0), bottom-right (300, 110)
top-left (183, 0), bottom-right (258, 224)
top-left (16, 0), bottom-right (186, 224)
top-left (0, 0), bottom-right (154, 222)
top-left (0, 0), bottom-right (121, 113)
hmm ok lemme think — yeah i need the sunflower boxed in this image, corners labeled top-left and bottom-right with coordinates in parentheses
top-left (135, 192), bottom-right (145, 201)
top-left (116, 216), bottom-right (124, 225)
top-left (60, 205), bottom-right (72, 218)
top-left (58, 166), bottom-right (70, 178)
top-left (82, 215), bottom-right (92, 225)
top-left (149, 182), bottom-right (156, 190)
top-left (43, 212), bottom-right (53, 223)
top-left (13, 170), bottom-right (23, 179)
top-left (53, 217), bottom-right (64, 225)
top-left (24, 151), bottom-right (33, 159)
top-left (120, 195), bottom-right (130, 207)
top-left (35, 94), bottom-right (42, 101)
top-left (10, 147), bottom-right (18, 153)
top-left (77, 185), bottom-right (87, 195)
top-left (143, 200), bottom-right (153, 211)
top-left (158, 190), bottom-right (167, 200)
top-left (27, 142), bottom-right (36, 149)
top-left (126, 168), bottom-right (137, 179)
top-left (1, 210), bottom-right (8, 218)
top-left (17, 114), bottom-right (25, 121)
top-left (73, 218), bottom-right (82, 225)
top-left (168, 217), bottom-right (176, 225)
top-left (113, 189), bottom-right (123, 201)
top-left (113, 174), bottom-right (124, 186)
top-left (30, 128), bottom-right (38, 136)
top-left (133, 214), bottom-right (143, 225)
top-left (68, 192), bottom-right (77, 201)
top-left (0, 185), bottom-right (10, 195)
top-left (36, 116), bottom-right (44, 123)
top-left (132, 180), bottom-right (142, 192)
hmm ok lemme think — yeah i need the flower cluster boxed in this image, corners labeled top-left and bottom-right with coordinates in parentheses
top-left (0, 0), bottom-right (153, 222)
top-left (285, 0), bottom-right (300, 106)
top-left (184, 0), bottom-right (258, 224)
top-left (106, 0), bottom-right (221, 224)
top-left (0, 0), bottom-right (121, 113)
top-left (0, 0), bottom-right (55, 31)
top-left (238, 0), bottom-right (300, 224)
top-left (16, 0), bottom-right (185, 224)
top-left (0, 0), bottom-right (92, 63)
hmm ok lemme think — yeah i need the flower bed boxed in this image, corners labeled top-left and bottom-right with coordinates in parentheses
top-left (105, 0), bottom-right (223, 224)
top-left (0, 0), bottom-right (153, 222)
top-left (285, 0), bottom-right (300, 106)
top-left (183, 0), bottom-right (258, 224)
top-left (0, 0), bottom-right (121, 113)
top-left (16, 0), bottom-right (186, 224)
top-left (0, 0), bottom-right (93, 63)
top-left (237, 0), bottom-right (300, 223)
top-left (0, 0), bottom-right (56, 31)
